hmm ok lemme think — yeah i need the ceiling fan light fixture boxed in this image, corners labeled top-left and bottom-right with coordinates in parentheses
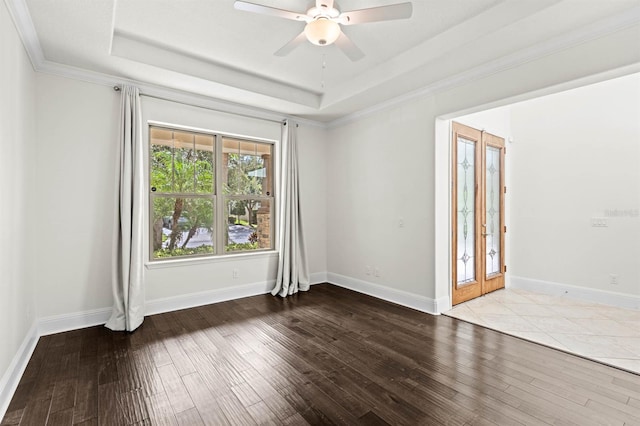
top-left (304, 18), bottom-right (341, 46)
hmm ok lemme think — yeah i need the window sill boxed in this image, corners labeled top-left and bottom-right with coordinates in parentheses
top-left (145, 250), bottom-right (279, 269)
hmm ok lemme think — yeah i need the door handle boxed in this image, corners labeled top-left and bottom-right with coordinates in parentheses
top-left (481, 224), bottom-right (489, 236)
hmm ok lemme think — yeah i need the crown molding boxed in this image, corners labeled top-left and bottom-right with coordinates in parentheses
top-left (6, 0), bottom-right (640, 130)
top-left (3, 0), bottom-right (44, 67)
top-left (37, 59), bottom-right (326, 128)
top-left (327, 6), bottom-right (640, 128)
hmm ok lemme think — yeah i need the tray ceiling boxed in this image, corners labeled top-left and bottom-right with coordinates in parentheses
top-left (17, 0), bottom-right (640, 121)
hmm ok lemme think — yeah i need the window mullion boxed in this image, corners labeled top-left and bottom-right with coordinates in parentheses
top-left (215, 134), bottom-right (225, 254)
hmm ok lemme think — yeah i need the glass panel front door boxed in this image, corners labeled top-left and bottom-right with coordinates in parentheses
top-left (452, 122), bottom-right (505, 305)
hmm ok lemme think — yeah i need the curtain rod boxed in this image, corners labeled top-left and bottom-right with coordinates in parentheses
top-left (113, 85), bottom-right (285, 125)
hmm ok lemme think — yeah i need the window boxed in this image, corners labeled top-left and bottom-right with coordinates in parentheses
top-left (149, 126), bottom-right (274, 260)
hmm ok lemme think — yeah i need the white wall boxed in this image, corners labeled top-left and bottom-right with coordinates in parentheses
top-left (509, 74), bottom-right (640, 297)
top-left (0, 0), bottom-right (37, 406)
top-left (327, 96), bottom-right (437, 298)
top-left (35, 74), bottom-right (120, 318)
top-left (297, 124), bottom-right (328, 277)
top-left (328, 22), bottom-right (640, 307)
top-left (33, 78), bottom-right (328, 316)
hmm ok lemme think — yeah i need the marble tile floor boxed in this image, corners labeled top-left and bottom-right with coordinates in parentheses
top-left (444, 288), bottom-right (640, 374)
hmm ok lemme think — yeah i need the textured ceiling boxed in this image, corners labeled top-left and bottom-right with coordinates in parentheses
top-left (22, 0), bottom-right (640, 121)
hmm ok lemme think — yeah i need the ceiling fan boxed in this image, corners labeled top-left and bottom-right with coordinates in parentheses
top-left (233, 0), bottom-right (413, 61)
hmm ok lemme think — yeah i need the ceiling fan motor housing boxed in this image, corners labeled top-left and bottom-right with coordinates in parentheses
top-left (305, 17), bottom-right (341, 46)
top-left (307, 4), bottom-right (340, 19)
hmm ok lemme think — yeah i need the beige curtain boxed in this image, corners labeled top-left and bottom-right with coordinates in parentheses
top-left (105, 85), bottom-right (145, 331)
top-left (272, 120), bottom-right (310, 297)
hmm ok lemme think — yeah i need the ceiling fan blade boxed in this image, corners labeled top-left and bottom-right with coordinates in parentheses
top-left (338, 2), bottom-right (413, 25)
top-left (274, 31), bottom-right (307, 57)
top-left (334, 31), bottom-right (365, 61)
top-left (316, 0), bottom-right (335, 9)
top-left (234, 1), bottom-right (308, 22)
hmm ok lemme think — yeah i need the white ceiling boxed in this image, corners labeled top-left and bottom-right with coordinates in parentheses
top-left (15, 0), bottom-right (640, 121)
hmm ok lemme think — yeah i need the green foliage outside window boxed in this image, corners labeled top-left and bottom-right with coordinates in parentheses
top-left (151, 139), bottom-right (215, 258)
top-left (225, 152), bottom-right (264, 227)
top-left (150, 128), bottom-right (272, 260)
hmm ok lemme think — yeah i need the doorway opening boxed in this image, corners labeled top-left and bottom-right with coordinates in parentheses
top-left (434, 73), bottom-right (640, 374)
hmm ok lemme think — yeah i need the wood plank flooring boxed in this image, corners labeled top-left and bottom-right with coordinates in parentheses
top-left (2, 284), bottom-right (639, 425)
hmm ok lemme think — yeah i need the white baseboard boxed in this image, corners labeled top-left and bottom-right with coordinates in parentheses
top-left (145, 272), bottom-right (331, 316)
top-left (510, 276), bottom-right (640, 310)
top-left (36, 273), bottom-right (329, 337)
top-left (327, 272), bottom-right (443, 315)
top-left (145, 280), bottom-right (275, 316)
top-left (433, 296), bottom-right (451, 314)
top-left (145, 274), bottom-right (329, 316)
top-left (38, 308), bottom-right (112, 336)
top-left (0, 322), bottom-right (39, 420)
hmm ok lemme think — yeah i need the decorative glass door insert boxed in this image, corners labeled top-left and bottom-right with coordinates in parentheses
top-left (457, 137), bottom-right (477, 284)
top-left (485, 145), bottom-right (501, 276)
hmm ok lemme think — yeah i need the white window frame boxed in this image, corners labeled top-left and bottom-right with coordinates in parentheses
top-left (147, 122), bottom-right (277, 263)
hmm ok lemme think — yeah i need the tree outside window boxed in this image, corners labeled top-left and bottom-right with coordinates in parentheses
top-left (149, 127), bottom-right (273, 260)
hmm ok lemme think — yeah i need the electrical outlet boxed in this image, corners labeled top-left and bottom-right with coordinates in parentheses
top-left (374, 267), bottom-right (380, 277)
top-left (365, 265), bottom-right (371, 275)
top-left (591, 217), bottom-right (608, 227)
top-left (610, 274), bottom-right (618, 285)
top-left (232, 269), bottom-right (239, 279)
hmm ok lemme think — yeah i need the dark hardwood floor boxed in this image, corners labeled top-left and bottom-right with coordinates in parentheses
top-left (2, 284), bottom-right (639, 425)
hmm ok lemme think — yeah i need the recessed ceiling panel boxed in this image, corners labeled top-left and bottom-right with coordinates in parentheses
top-left (22, 0), bottom-right (640, 121)
top-left (112, 0), bottom-right (501, 91)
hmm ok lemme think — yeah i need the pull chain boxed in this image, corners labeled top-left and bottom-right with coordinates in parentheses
top-left (321, 54), bottom-right (327, 90)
